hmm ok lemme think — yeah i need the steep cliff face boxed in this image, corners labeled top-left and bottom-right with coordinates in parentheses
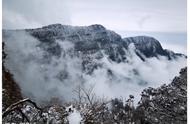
top-left (136, 67), bottom-right (187, 124)
top-left (4, 24), bottom-right (182, 62)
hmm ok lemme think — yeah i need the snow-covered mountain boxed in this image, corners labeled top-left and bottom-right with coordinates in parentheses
top-left (3, 24), bottom-right (185, 73)
top-left (2, 24), bottom-right (186, 103)
top-left (24, 24), bottom-right (184, 60)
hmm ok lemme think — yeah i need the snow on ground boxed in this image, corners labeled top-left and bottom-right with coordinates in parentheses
top-left (68, 109), bottom-right (82, 124)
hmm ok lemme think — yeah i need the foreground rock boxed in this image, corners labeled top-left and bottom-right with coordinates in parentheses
top-left (136, 67), bottom-right (187, 124)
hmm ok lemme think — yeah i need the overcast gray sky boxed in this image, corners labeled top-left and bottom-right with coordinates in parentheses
top-left (3, 0), bottom-right (187, 33)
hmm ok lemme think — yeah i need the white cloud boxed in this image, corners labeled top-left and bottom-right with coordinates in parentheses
top-left (3, 8), bottom-right (41, 29)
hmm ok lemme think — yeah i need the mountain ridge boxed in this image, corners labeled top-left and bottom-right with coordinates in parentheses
top-left (3, 23), bottom-right (186, 61)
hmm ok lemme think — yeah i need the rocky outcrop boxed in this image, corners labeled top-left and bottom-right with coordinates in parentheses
top-left (136, 67), bottom-right (187, 124)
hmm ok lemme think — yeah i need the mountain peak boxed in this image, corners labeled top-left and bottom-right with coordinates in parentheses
top-left (40, 23), bottom-right (106, 31)
top-left (88, 24), bottom-right (106, 30)
top-left (123, 36), bottom-right (166, 57)
top-left (42, 23), bottom-right (63, 29)
top-left (123, 36), bottom-right (161, 46)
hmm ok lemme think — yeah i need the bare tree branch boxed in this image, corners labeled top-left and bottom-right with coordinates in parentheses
top-left (3, 98), bottom-right (42, 119)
